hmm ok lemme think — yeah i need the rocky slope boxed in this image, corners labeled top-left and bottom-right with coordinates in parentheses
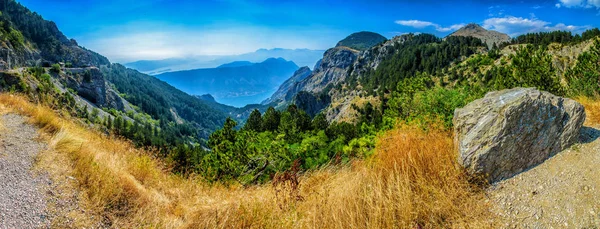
top-left (448, 23), bottom-right (511, 49)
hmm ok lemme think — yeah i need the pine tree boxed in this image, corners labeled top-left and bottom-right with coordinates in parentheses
top-left (261, 107), bottom-right (280, 132)
top-left (311, 113), bottom-right (329, 130)
top-left (244, 109), bottom-right (263, 132)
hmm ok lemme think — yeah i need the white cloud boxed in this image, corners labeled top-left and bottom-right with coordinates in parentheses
top-left (556, 3), bottom-right (562, 8)
top-left (557, 0), bottom-right (600, 8)
top-left (394, 20), bottom-right (435, 28)
top-left (395, 20), bottom-right (465, 32)
top-left (483, 16), bottom-right (590, 37)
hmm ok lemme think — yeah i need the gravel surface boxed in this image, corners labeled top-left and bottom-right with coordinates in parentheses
top-left (488, 126), bottom-right (600, 228)
top-left (0, 114), bottom-right (50, 229)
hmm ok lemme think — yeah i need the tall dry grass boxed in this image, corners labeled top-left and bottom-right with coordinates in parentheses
top-left (183, 126), bottom-right (492, 228)
top-left (576, 97), bottom-right (600, 126)
top-left (0, 93), bottom-right (492, 228)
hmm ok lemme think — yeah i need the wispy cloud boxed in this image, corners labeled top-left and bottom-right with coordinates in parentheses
top-left (556, 0), bottom-right (600, 8)
top-left (394, 20), bottom-right (465, 32)
top-left (482, 16), bottom-right (590, 36)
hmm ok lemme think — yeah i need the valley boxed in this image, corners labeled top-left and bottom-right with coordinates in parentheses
top-left (1, 0), bottom-right (600, 228)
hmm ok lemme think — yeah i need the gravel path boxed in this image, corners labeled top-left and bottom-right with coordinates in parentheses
top-left (0, 113), bottom-right (50, 229)
top-left (488, 126), bottom-right (600, 228)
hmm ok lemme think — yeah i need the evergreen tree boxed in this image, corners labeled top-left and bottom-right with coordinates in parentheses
top-left (244, 109), bottom-right (263, 132)
top-left (311, 113), bottom-right (329, 130)
top-left (261, 107), bottom-right (280, 132)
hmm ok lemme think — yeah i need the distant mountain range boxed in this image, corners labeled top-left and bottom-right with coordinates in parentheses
top-left (125, 48), bottom-right (324, 75)
top-left (156, 58), bottom-right (299, 107)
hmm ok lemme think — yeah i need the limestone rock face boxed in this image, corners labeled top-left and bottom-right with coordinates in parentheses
top-left (62, 67), bottom-right (132, 112)
top-left (453, 88), bottom-right (585, 183)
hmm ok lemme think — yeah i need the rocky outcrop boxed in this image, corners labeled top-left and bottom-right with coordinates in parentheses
top-left (51, 44), bottom-right (110, 68)
top-left (448, 23), bottom-right (511, 49)
top-left (62, 68), bottom-right (131, 111)
top-left (264, 46), bottom-right (359, 110)
top-left (296, 47), bottom-right (359, 93)
top-left (0, 41), bottom-right (41, 70)
top-left (454, 88), bottom-right (585, 183)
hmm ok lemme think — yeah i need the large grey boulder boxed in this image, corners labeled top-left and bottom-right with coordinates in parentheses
top-left (454, 88), bottom-right (585, 183)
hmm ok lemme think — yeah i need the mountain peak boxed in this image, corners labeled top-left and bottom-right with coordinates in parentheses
top-left (461, 23), bottom-right (485, 31)
top-left (449, 23), bottom-right (511, 49)
top-left (217, 61), bottom-right (253, 68)
top-left (336, 31), bottom-right (387, 51)
top-left (197, 94), bottom-right (217, 103)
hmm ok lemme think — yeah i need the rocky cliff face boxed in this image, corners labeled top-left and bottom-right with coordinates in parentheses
top-left (59, 68), bottom-right (132, 112)
top-left (300, 47), bottom-right (359, 93)
top-left (266, 46), bottom-right (359, 111)
top-left (0, 42), bottom-right (40, 70)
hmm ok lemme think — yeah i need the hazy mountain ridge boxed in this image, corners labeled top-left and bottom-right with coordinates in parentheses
top-left (125, 48), bottom-right (324, 75)
top-left (156, 58), bottom-right (299, 107)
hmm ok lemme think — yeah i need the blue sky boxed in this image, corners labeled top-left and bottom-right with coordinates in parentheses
top-left (16, 0), bottom-right (600, 63)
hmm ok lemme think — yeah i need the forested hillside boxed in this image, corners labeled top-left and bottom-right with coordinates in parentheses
top-left (0, 0), bottom-right (109, 67)
top-left (187, 28), bottom-right (600, 184)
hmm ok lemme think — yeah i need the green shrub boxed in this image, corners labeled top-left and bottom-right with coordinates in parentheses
top-left (50, 64), bottom-right (61, 73)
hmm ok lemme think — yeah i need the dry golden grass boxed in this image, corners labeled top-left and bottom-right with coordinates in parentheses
top-left (576, 97), bottom-right (600, 126)
top-left (0, 93), bottom-right (492, 228)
